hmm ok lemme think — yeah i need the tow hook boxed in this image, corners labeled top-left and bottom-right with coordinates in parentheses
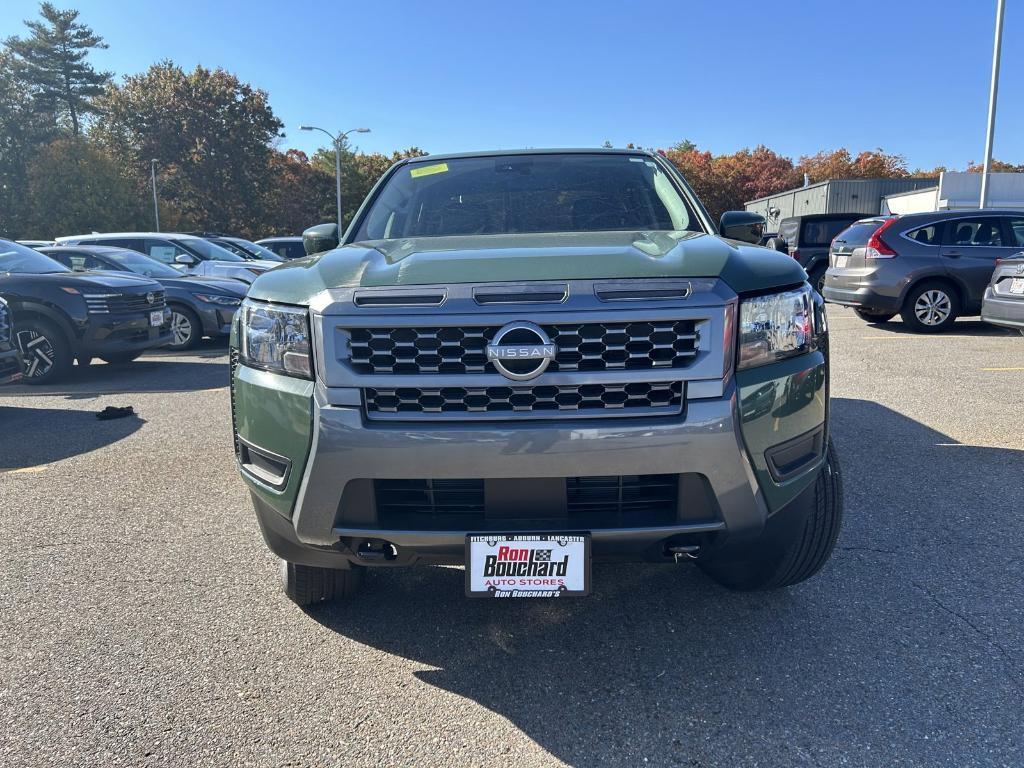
top-left (356, 539), bottom-right (398, 561)
top-left (667, 544), bottom-right (700, 563)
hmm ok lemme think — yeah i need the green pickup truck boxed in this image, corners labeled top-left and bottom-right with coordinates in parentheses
top-left (230, 149), bottom-right (841, 605)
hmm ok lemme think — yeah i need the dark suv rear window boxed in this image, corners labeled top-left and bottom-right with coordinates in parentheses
top-left (801, 218), bottom-right (862, 247)
top-left (832, 220), bottom-right (886, 247)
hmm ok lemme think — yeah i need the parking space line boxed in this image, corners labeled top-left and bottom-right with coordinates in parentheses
top-left (980, 367), bottom-right (1024, 372)
top-left (2, 465), bottom-right (48, 474)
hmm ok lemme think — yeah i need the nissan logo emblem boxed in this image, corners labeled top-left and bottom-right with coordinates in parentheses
top-left (485, 321), bottom-right (557, 381)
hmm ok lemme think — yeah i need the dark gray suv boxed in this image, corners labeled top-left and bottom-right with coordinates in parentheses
top-left (823, 209), bottom-right (1024, 332)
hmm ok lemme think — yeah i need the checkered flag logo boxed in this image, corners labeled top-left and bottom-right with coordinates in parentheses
top-left (534, 549), bottom-right (552, 562)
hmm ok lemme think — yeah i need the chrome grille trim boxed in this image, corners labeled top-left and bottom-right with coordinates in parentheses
top-left (83, 291), bottom-right (165, 315)
top-left (313, 278), bottom-right (736, 409)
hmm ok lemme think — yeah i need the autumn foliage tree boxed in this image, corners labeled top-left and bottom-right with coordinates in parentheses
top-left (92, 61), bottom-right (284, 237)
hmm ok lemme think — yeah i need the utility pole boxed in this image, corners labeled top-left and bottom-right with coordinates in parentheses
top-left (299, 125), bottom-right (371, 234)
top-left (980, 0), bottom-right (1005, 209)
top-left (150, 159), bottom-right (160, 232)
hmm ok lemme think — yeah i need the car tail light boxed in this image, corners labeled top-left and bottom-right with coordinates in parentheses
top-left (865, 217), bottom-right (899, 259)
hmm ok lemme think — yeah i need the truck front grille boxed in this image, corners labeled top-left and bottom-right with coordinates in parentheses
top-left (364, 381), bottom-right (683, 420)
top-left (348, 320), bottom-right (699, 375)
top-left (374, 474), bottom-right (679, 530)
top-left (84, 291), bottom-right (166, 314)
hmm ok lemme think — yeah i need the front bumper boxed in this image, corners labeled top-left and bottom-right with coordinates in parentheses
top-left (822, 268), bottom-right (902, 313)
top-left (981, 288), bottom-right (1024, 330)
top-left (195, 304), bottom-right (236, 337)
top-left (234, 354), bottom-right (828, 568)
top-left (81, 309), bottom-right (172, 355)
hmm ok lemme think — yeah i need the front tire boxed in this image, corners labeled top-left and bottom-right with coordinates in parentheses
top-left (16, 318), bottom-right (73, 384)
top-left (167, 305), bottom-right (201, 350)
top-left (699, 441), bottom-right (843, 591)
top-left (808, 266), bottom-right (827, 296)
top-left (280, 560), bottom-right (364, 606)
top-left (900, 281), bottom-right (960, 332)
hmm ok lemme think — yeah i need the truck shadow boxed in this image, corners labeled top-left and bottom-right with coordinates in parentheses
top-left (0, 357), bottom-right (228, 399)
top-left (859, 317), bottom-right (1018, 337)
top-left (309, 398), bottom-right (1024, 766)
top-left (0, 405), bottom-right (144, 470)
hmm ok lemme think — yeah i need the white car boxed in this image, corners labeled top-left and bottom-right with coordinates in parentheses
top-left (55, 232), bottom-right (278, 284)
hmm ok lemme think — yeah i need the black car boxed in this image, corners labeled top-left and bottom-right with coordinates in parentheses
top-left (777, 213), bottom-right (869, 293)
top-left (41, 245), bottom-right (247, 351)
top-left (0, 239), bottom-right (171, 383)
top-left (210, 237), bottom-right (286, 263)
top-left (254, 236), bottom-right (305, 260)
top-left (0, 296), bottom-right (22, 384)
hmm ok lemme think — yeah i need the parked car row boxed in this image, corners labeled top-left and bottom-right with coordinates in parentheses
top-left (798, 209), bottom-right (1024, 334)
top-left (0, 228), bottom-right (289, 384)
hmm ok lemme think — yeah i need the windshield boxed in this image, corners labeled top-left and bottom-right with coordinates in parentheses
top-left (104, 250), bottom-right (182, 278)
top-left (352, 153), bottom-right (697, 241)
top-left (221, 238), bottom-right (284, 262)
top-left (177, 238), bottom-right (245, 262)
top-left (0, 240), bottom-right (71, 274)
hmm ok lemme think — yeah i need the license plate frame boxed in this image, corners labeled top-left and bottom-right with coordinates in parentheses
top-left (465, 533), bottom-right (591, 598)
top-left (149, 310), bottom-right (164, 327)
top-left (833, 254), bottom-right (849, 269)
top-left (1010, 278), bottom-right (1024, 295)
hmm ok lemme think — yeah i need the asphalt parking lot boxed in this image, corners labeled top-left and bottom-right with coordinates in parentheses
top-left (1, 306), bottom-right (1022, 768)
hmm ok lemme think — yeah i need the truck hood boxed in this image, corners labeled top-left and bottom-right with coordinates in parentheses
top-left (246, 231), bottom-right (806, 306)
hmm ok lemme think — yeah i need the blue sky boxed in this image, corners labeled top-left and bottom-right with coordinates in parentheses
top-left (2, 0), bottom-right (1020, 170)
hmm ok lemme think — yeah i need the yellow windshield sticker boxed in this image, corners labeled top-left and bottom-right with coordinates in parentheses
top-left (410, 162), bottom-right (448, 178)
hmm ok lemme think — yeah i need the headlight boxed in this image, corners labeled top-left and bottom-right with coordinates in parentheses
top-left (737, 285), bottom-right (814, 370)
top-left (239, 300), bottom-right (312, 378)
top-left (192, 292), bottom-right (242, 307)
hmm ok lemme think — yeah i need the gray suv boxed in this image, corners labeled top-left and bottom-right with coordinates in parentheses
top-left (823, 209), bottom-right (1024, 332)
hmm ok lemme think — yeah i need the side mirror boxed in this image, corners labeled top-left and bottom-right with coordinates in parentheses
top-left (719, 211), bottom-right (766, 245)
top-left (302, 222), bottom-right (339, 256)
top-left (174, 253), bottom-right (197, 266)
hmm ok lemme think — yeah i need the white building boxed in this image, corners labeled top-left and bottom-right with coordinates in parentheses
top-left (882, 171), bottom-right (1024, 214)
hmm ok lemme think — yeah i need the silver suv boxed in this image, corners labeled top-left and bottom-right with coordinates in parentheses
top-left (823, 209), bottom-right (1024, 332)
top-left (56, 233), bottom-right (278, 285)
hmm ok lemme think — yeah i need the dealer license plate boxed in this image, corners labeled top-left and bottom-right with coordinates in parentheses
top-left (1010, 278), bottom-right (1024, 295)
top-left (150, 310), bottom-right (164, 327)
top-left (833, 254), bottom-right (849, 269)
top-left (465, 534), bottom-right (590, 598)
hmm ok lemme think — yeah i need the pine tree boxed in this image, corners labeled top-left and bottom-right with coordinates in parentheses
top-left (4, 3), bottom-right (112, 135)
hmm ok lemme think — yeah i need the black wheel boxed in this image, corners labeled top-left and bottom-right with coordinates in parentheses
top-left (279, 560), bottom-right (364, 606)
top-left (766, 237), bottom-right (788, 253)
top-left (699, 440), bottom-right (843, 591)
top-left (854, 308), bottom-right (895, 323)
top-left (167, 305), bottom-right (201, 350)
top-left (900, 281), bottom-right (960, 333)
top-left (15, 318), bottom-right (73, 384)
top-left (808, 266), bottom-right (827, 296)
top-left (100, 352), bottom-right (143, 365)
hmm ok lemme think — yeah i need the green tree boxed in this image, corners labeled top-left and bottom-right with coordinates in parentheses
top-left (24, 137), bottom-right (142, 237)
top-left (310, 140), bottom-right (426, 230)
top-left (4, 2), bottom-right (111, 135)
top-left (261, 149), bottom-right (335, 236)
top-left (0, 52), bottom-right (57, 237)
top-left (92, 61), bottom-right (283, 236)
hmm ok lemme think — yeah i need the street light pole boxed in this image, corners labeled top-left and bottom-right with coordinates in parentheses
top-left (980, 0), bottom-right (1005, 209)
top-left (150, 159), bottom-right (160, 232)
top-left (299, 125), bottom-right (371, 234)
